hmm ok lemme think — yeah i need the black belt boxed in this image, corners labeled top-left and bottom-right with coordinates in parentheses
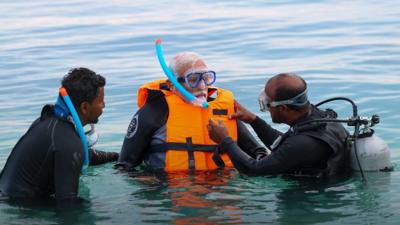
top-left (149, 141), bottom-right (225, 169)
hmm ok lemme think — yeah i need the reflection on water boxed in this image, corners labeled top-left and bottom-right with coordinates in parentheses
top-left (1, 0), bottom-right (400, 224)
top-left (126, 170), bottom-right (243, 224)
top-left (1, 168), bottom-right (398, 224)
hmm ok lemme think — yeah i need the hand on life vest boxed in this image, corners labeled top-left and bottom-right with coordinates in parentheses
top-left (207, 119), bottom-right (230, 144)
top-left (229, 100), bottom-right (257, 123)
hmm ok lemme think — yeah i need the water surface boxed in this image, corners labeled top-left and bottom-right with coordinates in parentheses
top-left (1, 0), bottom-right (399, 224)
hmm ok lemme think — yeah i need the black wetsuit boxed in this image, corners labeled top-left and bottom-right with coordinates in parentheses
top-left (220, 106), bottom-right (349, 177)
top-left (117, 90), bottom-right (266, 170)
top-left (0, 105), bottom-right (118, 202)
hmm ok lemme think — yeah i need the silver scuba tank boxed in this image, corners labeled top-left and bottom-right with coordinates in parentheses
top-left (350, 130), bottom-right (392, 172)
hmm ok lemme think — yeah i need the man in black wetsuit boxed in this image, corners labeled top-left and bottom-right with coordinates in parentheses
top-left (208, 73), bottom-right (350, 178)
top-left (0, 68), bottom-right (118, 202)
top-left (117, 52), bottom-right (265, 171)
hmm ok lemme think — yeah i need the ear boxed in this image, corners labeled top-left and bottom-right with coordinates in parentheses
top-left (79, 101), bottom-right (91, 115)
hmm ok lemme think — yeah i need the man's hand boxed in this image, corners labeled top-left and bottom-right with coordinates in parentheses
top-left (207, 119), bottom-right (230, 144)
top-left (229, 100), bottom-right (257, 123)
top-left (89, 149), bottom-right (119, 166)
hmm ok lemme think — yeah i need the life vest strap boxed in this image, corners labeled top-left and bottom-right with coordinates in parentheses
top-left (149, 143), bottom-right (219, 153)
top-left (212, 147), bottom-right (225, 169)
top-left (186, 137), bottom-right (195, 170)
top-left (149, 141), bottom-right (227, 170)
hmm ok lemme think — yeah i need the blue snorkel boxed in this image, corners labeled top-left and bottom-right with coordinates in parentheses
top-left (59, 87), bottom-right (89, 172)
top-left (155, 39), bottom-right (208, 108)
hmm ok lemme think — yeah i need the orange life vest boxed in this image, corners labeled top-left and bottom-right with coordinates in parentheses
top-left (137, 79), bottom-right (238, 171)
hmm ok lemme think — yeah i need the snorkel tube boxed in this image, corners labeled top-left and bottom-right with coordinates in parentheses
top-left (59, 87), bottom-right (89, 171)
top-left (155, 39), bottom-right (208, 108)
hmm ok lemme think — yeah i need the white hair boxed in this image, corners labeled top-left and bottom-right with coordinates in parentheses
top-left (168, 52), bottom-right (208, 77)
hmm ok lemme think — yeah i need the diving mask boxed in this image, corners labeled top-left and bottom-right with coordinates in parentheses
top-left (84, 124), bottom-right (99, 147)
top-left (177, 71), bottom-right (216, 88)
top-left (258, 88), bottom-right (309, 112)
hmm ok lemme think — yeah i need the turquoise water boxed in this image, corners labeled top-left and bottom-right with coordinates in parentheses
top-left (1, 0), bottom-right (400, 224)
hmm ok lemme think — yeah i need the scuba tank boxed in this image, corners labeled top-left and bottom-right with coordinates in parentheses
top-left (352, 134), bottom-right (392, 171)
top-left (350, 115), bottom-right (392, 171)
top-left (311, 97), bottom-right (393, 182)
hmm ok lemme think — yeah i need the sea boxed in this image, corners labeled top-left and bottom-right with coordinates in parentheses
top-left (0, 0), bottom-right (399, 224)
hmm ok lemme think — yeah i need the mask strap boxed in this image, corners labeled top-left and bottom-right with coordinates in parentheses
top-left (270, 88), bottom-right (309, 107)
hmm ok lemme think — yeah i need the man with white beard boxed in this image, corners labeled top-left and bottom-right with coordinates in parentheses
top-left (117, 52), bottom-right (265, 172)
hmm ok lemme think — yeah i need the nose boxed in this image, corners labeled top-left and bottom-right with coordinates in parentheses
top-left (197, 79), bottom-right (207, 89)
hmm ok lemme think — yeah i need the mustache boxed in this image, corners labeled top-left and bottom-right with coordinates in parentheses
top-left (193, 90), bottom-right (208, 97)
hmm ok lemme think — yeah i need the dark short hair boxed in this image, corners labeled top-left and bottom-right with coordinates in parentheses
top-left (272, 73), bottom-right (309, 111)
top-left (61, 68), bottom-right (106, 109)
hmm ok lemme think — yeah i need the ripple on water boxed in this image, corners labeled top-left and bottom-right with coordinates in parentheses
top-left (1, 0), bottom-right (400, 224)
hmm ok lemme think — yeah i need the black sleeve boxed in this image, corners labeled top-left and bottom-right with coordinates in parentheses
top-left (53, 123), bottom-right (83, 202)
top-left (116, 91), bottom-right (168, 170)
top-left (250, 116), bottom-right (282, 149)
top-left (220, 134), bottom-right (332, 175)
top-left (236, 120), bottom-right (267, 158)
top-left (89, 149), bottom-right (119, 166)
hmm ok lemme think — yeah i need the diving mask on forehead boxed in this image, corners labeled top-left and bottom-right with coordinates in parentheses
top-left (258, 88), bottom-right (309, 112)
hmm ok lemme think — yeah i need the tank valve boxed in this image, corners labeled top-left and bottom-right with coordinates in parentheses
top-left (371, 114), bottom-right (380, 127)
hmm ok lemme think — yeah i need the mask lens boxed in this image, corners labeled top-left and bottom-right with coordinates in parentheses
top-left (185, 71), bottom-right (216, 88)
top-left (202, 71), bottom-right (216, 85)
top-left (185, 73), bottom-right (201, 88)
top-left (258, 89), bottom-right (270, 112)
top-left (258, 99), bottom-right (266, 112)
